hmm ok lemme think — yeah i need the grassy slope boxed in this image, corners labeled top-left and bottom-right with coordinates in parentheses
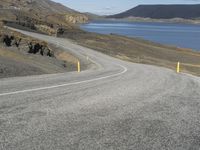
top-left (64, 31), bottom-right (200, 76)
top-left (0, 48), bottom-right (44, 78)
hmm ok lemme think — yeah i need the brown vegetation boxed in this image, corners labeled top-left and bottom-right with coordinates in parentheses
top-left (62, 31), bottom-right (200, 76)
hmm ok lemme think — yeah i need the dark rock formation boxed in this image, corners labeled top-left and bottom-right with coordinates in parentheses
top-left (28, 42), bottom-right (54, 57)
top-left (3, 35), bottom-right (14, 47)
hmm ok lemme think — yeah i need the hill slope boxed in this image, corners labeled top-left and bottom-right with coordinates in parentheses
top-left (0, 0), bottom-right (87, 78)
top-left (0, 0), bottom-right (88, 30)
top-left (0, 0), bottom-right (75, 14)
top-left (108, 4), bottom-right (200, 19)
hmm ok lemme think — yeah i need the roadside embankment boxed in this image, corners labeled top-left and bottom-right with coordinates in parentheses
top-left (61, 30), bottom-right (200, 76)
top-left (0, 27), bottom-right (78, 78)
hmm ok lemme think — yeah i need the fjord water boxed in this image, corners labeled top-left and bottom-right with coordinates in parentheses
top-left (80, 20), bottom-right (200, 51)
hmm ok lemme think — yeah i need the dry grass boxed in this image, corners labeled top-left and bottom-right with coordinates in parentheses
top-left (56, 51), bottom-right (78, 64)
top-left (63, 31), bottom-right (200, 76)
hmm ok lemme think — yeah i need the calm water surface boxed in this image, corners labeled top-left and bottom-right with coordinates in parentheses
top-left (80, 20), bottom-right (200, 51)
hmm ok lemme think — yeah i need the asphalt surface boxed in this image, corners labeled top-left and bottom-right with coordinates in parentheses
top-left (0, 28), bottom-right (200, 150)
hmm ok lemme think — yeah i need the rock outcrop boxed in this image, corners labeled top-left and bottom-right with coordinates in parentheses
top-left (0, 32), bottom-right (54, 57)
top-left (65, 14), bottom-right (89, 24)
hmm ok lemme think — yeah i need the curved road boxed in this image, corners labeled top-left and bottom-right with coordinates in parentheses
top-left (0, 29), bottom-right (200, 150)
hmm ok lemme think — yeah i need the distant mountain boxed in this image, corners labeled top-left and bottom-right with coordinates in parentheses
top-left (108, 4), bottom-right (200, 19)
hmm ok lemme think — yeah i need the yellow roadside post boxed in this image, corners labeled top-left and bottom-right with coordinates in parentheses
top-left (177, 62), bottom-right (180, 73)
top-left (77, 61), bottom-right (81, 73)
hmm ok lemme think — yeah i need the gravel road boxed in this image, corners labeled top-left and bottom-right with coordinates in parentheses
top-left (0, 28), bottom-right (200, 150)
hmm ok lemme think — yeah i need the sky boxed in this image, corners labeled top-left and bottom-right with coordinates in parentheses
top-left (53, 0), bottom-right (200, 15)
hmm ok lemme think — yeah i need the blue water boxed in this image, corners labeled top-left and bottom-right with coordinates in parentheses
top-left (80, 20), bottom-right (200, 51)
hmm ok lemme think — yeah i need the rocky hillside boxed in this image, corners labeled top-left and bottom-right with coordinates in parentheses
top-left (0, 26), bottom-right (78, 78)
top-left (0, 0), bottom-right (87, 78)
top-left (0, 0), bottom-right (75, 14)
top-left (108, 4), bottom-right (200, 19)
top-left (0, 0), bottom-right (88, 35)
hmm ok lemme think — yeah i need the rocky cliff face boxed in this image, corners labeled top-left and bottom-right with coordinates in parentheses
top-left (65, 14), bottom-right (89, 24)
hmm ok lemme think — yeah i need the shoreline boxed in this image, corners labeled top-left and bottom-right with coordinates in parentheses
top-left (80, 19), bottom-right (200, 52)
top-left (107, 17), bottom-right (200, 26)
top-left (62, 26), bottom-right (200, 76)
top-left (86, 17), bottom-right (200, 26)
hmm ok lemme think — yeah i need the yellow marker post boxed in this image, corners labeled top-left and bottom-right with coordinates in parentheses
top-left (77, 61), bottom-right (80, 73)
top-left (177, 62), bottom-right (180, 73)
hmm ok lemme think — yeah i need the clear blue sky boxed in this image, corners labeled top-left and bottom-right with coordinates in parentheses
top-left (53, 0), bottom-right (200, 15)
